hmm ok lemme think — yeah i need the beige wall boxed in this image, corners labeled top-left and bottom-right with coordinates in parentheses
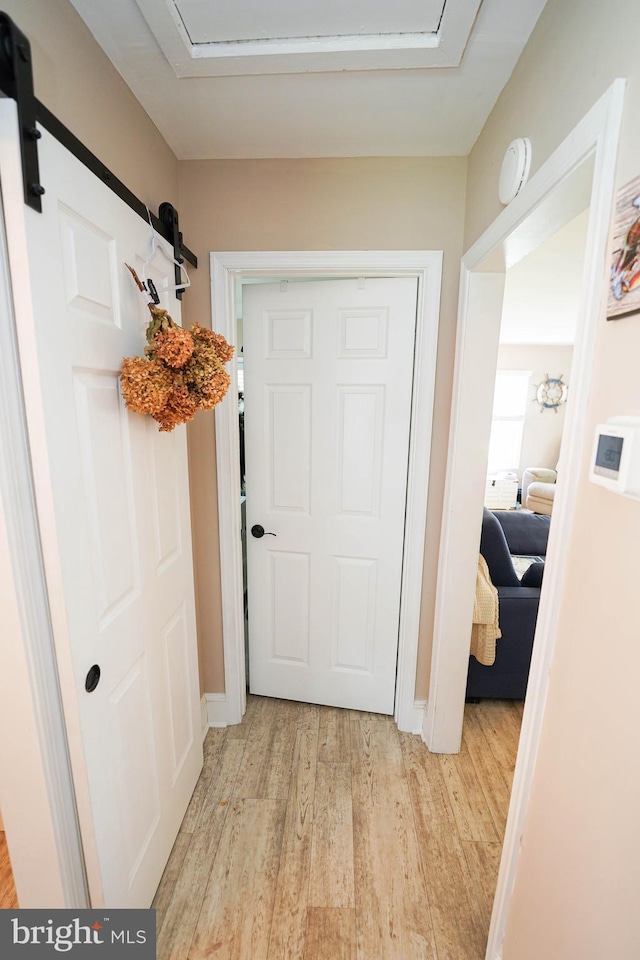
top-left (497, 345), bottom-right (573, 481)
top-left (466, 0), bottom-right (640, 956)
top-left (179, 158), bottom-right (468, 697)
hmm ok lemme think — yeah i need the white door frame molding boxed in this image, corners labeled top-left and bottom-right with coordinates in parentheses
top-left (424, 80), bottom-right (625, 960)
top-left (211, 251), bottom-right (443, 732)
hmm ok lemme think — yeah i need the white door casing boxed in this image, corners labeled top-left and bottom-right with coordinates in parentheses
top-left (212, 251), bottom-right (442, 734)
top-left (243, 278), bottom-right (418, 714)
top-left (4, 119), bottom-right (202, 907)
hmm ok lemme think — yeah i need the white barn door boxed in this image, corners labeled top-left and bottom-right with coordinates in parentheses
top-left (243, 277), bottom-right (418, 714)
top-left (3, 113), bottom-right (202, 907)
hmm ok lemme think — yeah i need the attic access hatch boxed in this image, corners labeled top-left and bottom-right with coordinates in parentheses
top-left (134, 0), bottom-right (483, 76)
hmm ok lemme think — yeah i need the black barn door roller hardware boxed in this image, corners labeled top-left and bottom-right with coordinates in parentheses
top-left (0, 12), bottom-right (42, 211)
top-left (0, 12), bottom-right (197, 298)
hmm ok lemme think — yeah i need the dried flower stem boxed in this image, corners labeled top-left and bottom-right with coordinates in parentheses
top-left (122, 263), bottom-right (234, 432)
top-left (125, 263), bottom-right (156, 315)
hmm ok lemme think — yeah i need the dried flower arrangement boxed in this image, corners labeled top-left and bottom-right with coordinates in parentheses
top-left (120, 265), bottom-right (233, 431)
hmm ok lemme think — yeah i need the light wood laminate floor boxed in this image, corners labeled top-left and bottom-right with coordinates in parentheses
top-left (154, 696), bottom-right (522, 960)
top-left (0, 831), bottom-right (18, 908)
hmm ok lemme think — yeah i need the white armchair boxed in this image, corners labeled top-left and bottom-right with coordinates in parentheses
top-left (522, 467), bottom-right (557, 515)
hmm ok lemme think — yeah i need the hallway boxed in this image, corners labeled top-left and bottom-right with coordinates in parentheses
top-left (154, 696), bottom-right (522, 960)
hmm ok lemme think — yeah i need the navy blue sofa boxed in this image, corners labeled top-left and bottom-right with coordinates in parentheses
top-left (492, 508), bottom-right (550, 558)
top-left (466, 509), bottom-right (548, 700)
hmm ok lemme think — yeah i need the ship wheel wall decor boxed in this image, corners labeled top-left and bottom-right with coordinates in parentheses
top-left (535, 374), bottom-right (568, 413)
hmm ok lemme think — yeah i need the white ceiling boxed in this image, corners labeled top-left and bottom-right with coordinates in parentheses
top-left (69, 0), bottom-right (547, 159)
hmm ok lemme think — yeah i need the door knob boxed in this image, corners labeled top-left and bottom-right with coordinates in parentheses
top-left (251, 524), bottom-right (277, 538)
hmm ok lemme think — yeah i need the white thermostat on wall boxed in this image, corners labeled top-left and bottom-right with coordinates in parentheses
top-left (589, 416), bottom-right (640, 499)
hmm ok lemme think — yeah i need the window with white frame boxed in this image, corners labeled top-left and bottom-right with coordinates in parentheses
top-left (487, 370), bottom-right (532, 473)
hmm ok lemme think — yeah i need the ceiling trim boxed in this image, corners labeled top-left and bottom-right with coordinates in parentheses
top-left (134, 0), bottom-right (483, 77)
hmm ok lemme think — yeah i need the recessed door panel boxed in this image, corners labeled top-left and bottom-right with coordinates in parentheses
top-left (59, 205), bottom-right (119, 327)
top-left (266, 309), bottom-right (312, 358)
top-left (268, 384), bottom-right (311, 514)
top-left (337, 386), bottom-right (384, 516)
top-left (73, 370), bottom-right (140, 627)
top-left (332, 557), bottom-right (377, 674)
top-left (338, 307), bottom-right (389, 358)
top-left (150, 427), bottom-right (182, 574)
top-left (108, 656), bottom-right (161, 888)
top-left (269, 551), bottom-right (310, 665)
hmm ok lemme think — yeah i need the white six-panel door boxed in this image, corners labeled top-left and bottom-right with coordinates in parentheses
top-left (243, 277), bottom-right (418, 714)
top-left (16, 127), bottom-right (202, 906)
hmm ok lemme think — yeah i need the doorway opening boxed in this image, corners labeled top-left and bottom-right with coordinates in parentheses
top-left (456, 204), bottom-right (591, 943)
top-left (212, 252), bottom-right (443, 733)
top-left (466, 207), bottom-right (589, 706)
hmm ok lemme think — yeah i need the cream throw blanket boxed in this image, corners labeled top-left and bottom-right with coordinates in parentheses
top-left (470, 554), bottom-right (501, 666)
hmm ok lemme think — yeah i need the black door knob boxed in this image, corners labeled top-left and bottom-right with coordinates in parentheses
top-left (251, 524), bottom-right (276, 538)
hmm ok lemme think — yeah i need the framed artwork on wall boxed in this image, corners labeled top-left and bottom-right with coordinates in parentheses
top-left (608, 173), bottom-right (640, 319)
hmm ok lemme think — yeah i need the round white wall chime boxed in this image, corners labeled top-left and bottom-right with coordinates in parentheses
top-left (498, 137), bottom-right (532, 204)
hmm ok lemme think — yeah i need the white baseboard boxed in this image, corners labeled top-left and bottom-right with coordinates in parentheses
top-left (421, 702), bottom-right (431, 748)
top-left (411, 699), bottom-right (427, 736)
top-left (204, 692), bottom-right (228, 728)
top-left (204, 692), bottom-right (422, 734)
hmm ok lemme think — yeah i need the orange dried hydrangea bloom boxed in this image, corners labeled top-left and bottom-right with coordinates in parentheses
top-left (191, 323), bottom-right (235, 364)
top-left (198, 366), bottom-right (231, 410)
top-left (183, 339), bottom-right (231, 409)
top-left (153, 383), bottom-right (199, 432)
top-left (120, 357), bottom-right (173, 415)
top-left (152, 326), bottom-right (195, 368)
